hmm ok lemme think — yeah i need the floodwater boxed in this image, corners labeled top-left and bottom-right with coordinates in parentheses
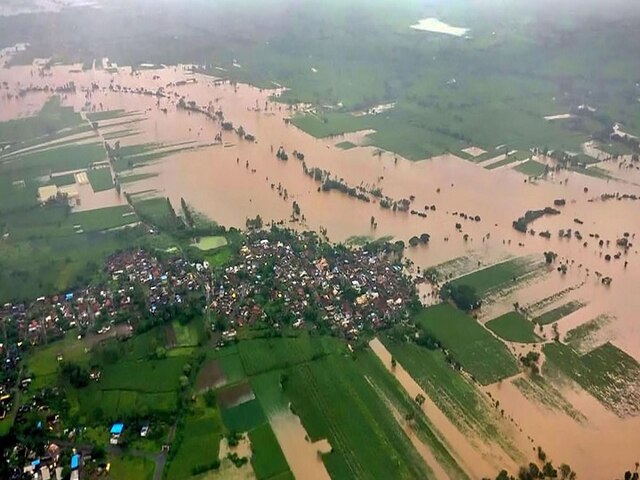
top-left (3, 56), bottom-right (640, 475)
top-left (270, 410), bottom-right (332, 480)
top-left (410, 18), bottom-right (470, 37)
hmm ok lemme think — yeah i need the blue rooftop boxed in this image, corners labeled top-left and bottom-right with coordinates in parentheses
top-left (31, 459), bottom-right (41, 468)
top-left (110, 423), bottom-right (124, 435)
top-left (71, 454), bottom-right (80, 469)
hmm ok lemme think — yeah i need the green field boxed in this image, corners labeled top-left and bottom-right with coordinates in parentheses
top-left (70, 205), bottom-right (139, 232)
top-left (248, 423), bottom-right (291, 480)
top-left (221, 398), bottom-right (266, 432)
top-left (87, 168), bottom-right (114, 192)
top-left (450, 256), bottom-right (545, 298)
top-left (415, 304), bottom-right (520, 384)
top-left (109, 455), bottom-right (155, 480)
top-left (513, 160), bottom-right (548, 177)
top-left (534, 301), bottom-right (585, 325)
top-left (543, 342), bottom-right (640, 417)
top-left (285, 353), bottom-right (434, 479)
top-left (26, 331), bottom-right (91, 388)
top-left (192, 236), bottom-right (228, 251)
top-left (165, 402), bottom-right (224, 480)
top-left (485, 311), bottom-right (541, 343)
top-left (381, 336), bottom-right (521, 460)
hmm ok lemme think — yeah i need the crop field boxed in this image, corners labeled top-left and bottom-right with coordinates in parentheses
top-left (220, 398), bottom-right (266, 432)
top-left (117, 172), bottom-right (159, 184)
top-left (165, 403), bottom-right (224, 480)
top-left (248, 423), bottom-right (291, 480)
top-left (26, 331), bottom-right (91, 388)
top-left (380, 336), bottom-right (521, 458)
top-left (513, 160), bottom-right (548, 177)
top-left (69, 205), bottom-right (139, 232)
top-left (511, 376), bottom-right (586, 422)
top-left (86, 109), bottom-right (134, 122)
top-left (543, 342), bottom-right (640, 417)
top-left (1, 142), bottom-right (105, 181)
top-left (450, 256), bottom-right (546, 298)
top-left (237, 333), bottom-right (342, 376)
top-left (564, 314), bottom-right (614, 354)
top-left (192, 236), bottom-right (228, 251)
top-left (285, 352), bottom-right (433, 479)
top-left (109, 455), bottom-right (155, 480)
top-left (170, 320), bottom-right (201, 348)
top-left (534, 300), bottom-right (585, 325)
top-left (87, 167), bottom-right (114, 192)
top-left (485, 311), bottom-right (541, 343)
top-left (414, 304), bottom-right (520, 384)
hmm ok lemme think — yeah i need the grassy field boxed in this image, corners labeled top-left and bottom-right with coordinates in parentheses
top-left (26, 331), bottom-right (91, 388)
top-left (285, 353), bottom-right (434, 479)
top-left (220, 398), bottom-right (266, 432)
top-left (534, 300), bottom-right (585, 325)
top-left (450, 256), bottom-right (545, 298)
top-left (69, 205), bottom-right (139, 232)
top-left (513, 160), bottom-right (548, 177)
top-left (165, 401), bottom-right (224, 480)
top-left (485, 311), bottom-right (541, 343)
top-left (415, 304), bottom-right (520, 384)
top-left (192, 236), bottom-right (228, 251)
top-left (543, 342), bottom-right (640, 417)
top-left (87, 168), bottom-right (114, 192)
top-left (248, 423), bottom-right (291, 480)
top-left (381, 336), bottom-right (521, 459)
top-left (237, 333), bottom-right (342, 376)
top-left (109, 454), bottom-right (155, 480)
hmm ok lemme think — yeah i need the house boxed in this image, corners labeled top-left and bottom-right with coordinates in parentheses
top-left (71, 454), bottom-right (80, 470)
top-left (110, 423), bottom-right (124, 445)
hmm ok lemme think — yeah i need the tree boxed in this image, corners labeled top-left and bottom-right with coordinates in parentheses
top-left (414, 393), bottom-right (425, 406)
top-left (440, 283), bottom-right (480, 311)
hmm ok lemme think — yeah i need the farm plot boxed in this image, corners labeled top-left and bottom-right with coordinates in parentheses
top-left (415, 304), bottom-right (520, 384)
top-left (450, 256), bottom-right (546, 298)
top-left (486, 311), bottom-right (541, 343)
top-left (543, 342), bottom-right (640, 417)
top-left (285, 353), bottom-right (434, 479)
top-left (69, 205), bottom-right (139, 232)
top-left (165, 404), bottom-right (224, 480)
top-left (511, 376), bottom-right (586, 422)
top-left (534, 301), bottom-right (585, 325)
top-left (249, 423), bottom-right (292, 480)
top-left (191, 236), bottom-right (228, 251)
top-left (513, 160), bottom-right (548, 177)
top-left (237, 333), bottom-right (342, 376)
top-left (87, 167), bottom-right (114, 192)
top-left (564, 314), bottom-right (615, 354)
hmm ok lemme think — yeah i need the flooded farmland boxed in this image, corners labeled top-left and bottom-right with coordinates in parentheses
top-left (2, 52), bottom-right (640, 476)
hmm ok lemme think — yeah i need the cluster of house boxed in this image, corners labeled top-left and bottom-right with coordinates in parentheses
top-left (0, 250), bottom-right (209, 422)
top-left (211, 232), bottom-right (415, 338)
top-left (0, 249), bottom-right (208, 345)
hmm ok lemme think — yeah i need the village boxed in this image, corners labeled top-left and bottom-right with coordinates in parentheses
top-left (210, 230), bottom-right (417, 340)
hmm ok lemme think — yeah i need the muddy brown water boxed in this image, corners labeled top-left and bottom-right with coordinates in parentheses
top-left (3, 58), bottom-right (640, 475)
top-left (270, 411), bottom-right (332, 480)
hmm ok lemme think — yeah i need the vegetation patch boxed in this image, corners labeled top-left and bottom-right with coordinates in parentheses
top-left (534, 301), bottom-right (585, 325)
top-left (514, 160), bottom-right (548, 177)
top-left (414, 304), bottom-right (520, 384)
top-left (87, 168), bottom-right (114, 192)
top-left (248, 423), bottom-right (291, 480)
top-left (564, 314), bottom-right (615, 354)
top-left (109, 454), bottom-right (155, 480)
top-left (486, 311), bottom-right (541, 343)
top-left (335, 140), bottom-right (357, 150)
top-left (450, 256), bottom-right (545, 298)
top-left (220, 398), bottom-right (266, 432)
top-left (285, 353), bottom-right (434, 479)
top-left (192, 236), bottom-right (228, 251)
top-left (543, 342), bottom-right (640, 417)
